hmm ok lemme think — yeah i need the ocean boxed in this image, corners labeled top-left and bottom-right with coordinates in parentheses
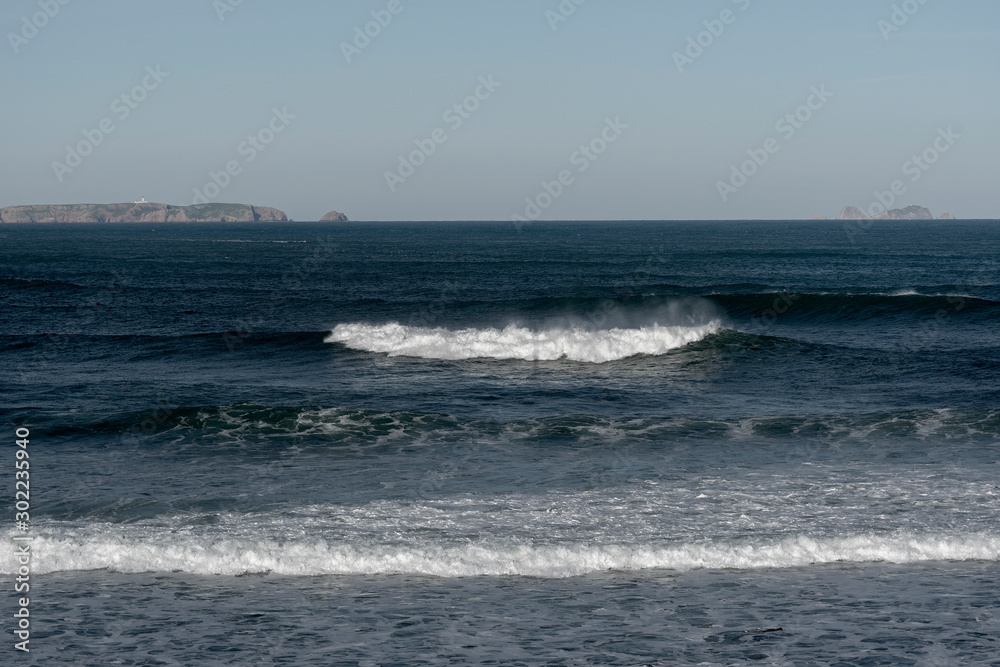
top-left (2, 220), bottom-right (999, 665)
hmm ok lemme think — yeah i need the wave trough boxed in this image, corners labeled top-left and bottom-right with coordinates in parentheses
top-left (325, 322), bottom-right (721, 362)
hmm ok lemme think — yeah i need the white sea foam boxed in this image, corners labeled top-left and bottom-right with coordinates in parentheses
top-left (325, 322), bottom-right (721, 362)
top-left (8, 529), bottom-right (999, 578)
top-left (14, 474), bottom-right (998, 578)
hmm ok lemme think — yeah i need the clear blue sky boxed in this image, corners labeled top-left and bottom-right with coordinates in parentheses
top-left (2, 0), bottom-right (997, 220)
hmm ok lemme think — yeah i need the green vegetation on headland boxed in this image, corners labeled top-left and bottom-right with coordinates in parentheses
top-left (0, 202), bottom-right (289, 223)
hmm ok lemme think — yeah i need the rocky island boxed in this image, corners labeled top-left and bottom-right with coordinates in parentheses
top-left (319, 210), bottom-right (350, 222)
top-left (837, 205), bottom-right (956, 221)
top-left (0, 202), bottom-right (289, 223)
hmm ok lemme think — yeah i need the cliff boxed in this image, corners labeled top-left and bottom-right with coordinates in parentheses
top-left (0, 202), bottom-right (288, 223)
top-left (320, 210), bottom-right (349, 222)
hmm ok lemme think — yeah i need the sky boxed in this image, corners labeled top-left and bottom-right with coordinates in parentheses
top-left (1, 0), bottom-right (998, 221)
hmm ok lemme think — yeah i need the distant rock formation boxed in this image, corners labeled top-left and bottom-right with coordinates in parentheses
top-left (838, 205), bottom-right (935, 221)
top-left (319, 210), bottom-right (349, 222)
top-left (939, 213), bottom-right (956, 220)
top-left (875, 205), bottom-right (933, 220)
top-left (839, 206), bottom-right (868, 220)
top-left (0, 202), bottom-right (288, 223)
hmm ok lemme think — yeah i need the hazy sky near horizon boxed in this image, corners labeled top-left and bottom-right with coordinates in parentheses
top-left (2, 0), bottom-right (997, 221)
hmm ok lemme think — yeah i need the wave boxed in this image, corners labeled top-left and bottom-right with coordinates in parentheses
top-left (70, 404), bottom-right (470, 446)
top-left (707, 291), bottom-right (1000, 322)
top-left (0, 331), bottom-right (331, 358)
top-left (45, 405), bottom-right (1000, 448)
top-left (407, 291), bottom-right (999, 322)
top-left (9, 528), bottom-right (999, 577)
top-left (0, 276), bottom-right (87, 291)
top-left (325, 322), bottom-right (721, 362)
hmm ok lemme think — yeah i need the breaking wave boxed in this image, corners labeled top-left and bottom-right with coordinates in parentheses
top-left (324, 322), bottom-right (721, 362)
top-left (10, 528), bottom-right (999, 578)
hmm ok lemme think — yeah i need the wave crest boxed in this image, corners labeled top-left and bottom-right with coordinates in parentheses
top-left (325, 322), bottom-right (721, 362)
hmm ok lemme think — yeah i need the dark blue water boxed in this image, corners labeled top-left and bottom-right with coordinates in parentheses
top-left (3, 221), bottom-right (999, 665)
